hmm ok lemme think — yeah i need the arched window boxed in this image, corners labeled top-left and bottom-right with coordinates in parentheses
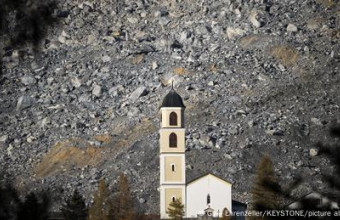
top-left (207, 194), bottom-right (211, 204)
top-left (171, 164), bottom-right (175, 172)
top-left (172, 196), bottom-right (176, 202)
top-left (169, 133), bottom-right (177, 148)
top-left (169, 112), bottom-right (178, 126)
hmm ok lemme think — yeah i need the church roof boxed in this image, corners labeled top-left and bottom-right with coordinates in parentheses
top-left (160, 87), bottom-right (185, 108)
top-left (187, 173), bottom-right (232, 186)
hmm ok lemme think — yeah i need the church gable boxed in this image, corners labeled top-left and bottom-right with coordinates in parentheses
top-left (187, 173), bottom-right (232, 187)
top-left (186, 173), bottom-right (232, 218)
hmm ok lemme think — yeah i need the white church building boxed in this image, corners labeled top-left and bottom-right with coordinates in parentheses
top-left (159, 87), bottom-right (233, 219)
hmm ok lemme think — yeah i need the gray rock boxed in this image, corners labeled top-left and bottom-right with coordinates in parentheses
top-left (159, 17), bottom-right (171, 26)
top-left (226, 27), bottom-right (246, 40)
top-left (154, 11), bottom-right (161, 17)
top-left (21, 75), bottom-right (37, 86)
top-left (71, 77), bottom-right (82, 88)
top-left (248, 120), bottom-right (254, 127)
top-left (224, 154), bottom-right (233, 160)
top-left (186, 164), bottom-right (194, 170)
top-left (296, 160), bottom-right (303, 167)
top-left (228, 125), bottom-right (239, 135)
top-left (265, 129), bottom-right (284, 136)
top-left (102, 55), bottom-right (111, 63)
top-left (249, 10), bottom-right (261, 28)
top-left (0, 135), bottom-right (8, 143)
top-left (309, 148), bottom-right (318, 157)
top-left (127, 107), bottom-right (139, 117)
top-left (287, 23), bottom-right (298, 32)
top-left (7, 145), bottom-right (13, 156)
top-left (47, 77), bottom-right (54, 85)
top-left (307, 19), bottom-right (320, 30)
top-left (311, 118), bottom-right (322, 126)
top-left (127, 17), bottom-right (138, 24)
top-left (129, 86), bottom-right (147, 102)
top-left (58, 30), bottom-right (69, 44)
top-left (227, 167), bottom-right (237, 174)
top-left (92, 85), bottom-right (102, 97)
top-left (236, 110), bottom-right (246, 115)
top-left (16, 96), bottom-right (33, 111)
top-left (40, 117), bottom-right (51, 128)
top-left (208, 81), bottom-right (215, 86)
top-left (199, 134), bottom-right (210, 147)
top-left (179, 31), bottom-right (191, 43)
top-left (196, 25), bottom-right (210, 35)
top-left (152, 61), bottom-right (158, 70)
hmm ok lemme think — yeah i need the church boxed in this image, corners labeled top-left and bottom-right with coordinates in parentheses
top-left (159, 87), bottom-right (233, 219)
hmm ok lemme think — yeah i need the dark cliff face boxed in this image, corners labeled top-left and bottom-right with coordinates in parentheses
top-left (0, 0), bottom-right (339, 213)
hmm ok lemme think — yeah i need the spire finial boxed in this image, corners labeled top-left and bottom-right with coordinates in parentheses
top-left (171, 80), bottom-right (174, 90)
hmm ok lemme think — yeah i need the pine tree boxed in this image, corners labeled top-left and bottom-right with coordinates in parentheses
top-left (17, 191), bottom-right (50, 220)
top-left (61, 190), bottom-right (88, 220)
top-left (116, 172), bottom-right (135, 220)
top-left (17, 193), bottom-right (39, 220)
top-left (220, 208), bottom-right (231, 220)
top-left (0, 182), bottom-right (20, 220)
top-left (251, 155), bottom-right (281, 218)
top-left (87, 178), bottom-right (111, 220)
top-left (166, 198), bottom-right (184, 220)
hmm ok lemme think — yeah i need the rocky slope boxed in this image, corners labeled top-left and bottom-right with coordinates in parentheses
top-left (1, 0), bottom-right (340, 213)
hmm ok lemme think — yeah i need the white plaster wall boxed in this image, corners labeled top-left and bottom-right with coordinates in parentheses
top-left (186, 174), bottom-right (232, 218)
top-left (160, 185), bottom-right (186, 219)
top-left (160, 154), bottom-right (186, 184)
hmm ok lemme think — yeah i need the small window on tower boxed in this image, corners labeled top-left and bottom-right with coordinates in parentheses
top-left (207, 194), bottom-right (211, 204)
top-left (171, 164), bottom-right (175, 172)
top-left (172, 196), bottom-right (176, 202)
top-left (169, 133), bottom-right (177, 148)
top-left (169, 112), bottom-right (178, 126)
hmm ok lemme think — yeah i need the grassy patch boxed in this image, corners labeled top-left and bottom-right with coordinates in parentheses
top-left (35, 118), bottom-right (157, 178)
top-left (239, 35), bottom-right (261, 48)
top-left (173, 67), bottom-right (190, 75)
top-left (114, 117), bottom-right (157, 148)
top-left (316, 0), bottom-right (335, 8)
top-left (131, 54), bottom-right (144, 64)
top-left (94, 134), bottom-right (112, 143)
top-left (208, 63), bottom-right (218, 72)
top-left (35, 140), bottom-right (103, 177)
top-left (270, 45), bottom-right (298, 67)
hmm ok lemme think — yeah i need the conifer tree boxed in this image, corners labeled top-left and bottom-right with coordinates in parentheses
top-left (0, 182), bottom-right (20, 220)
top-left (251, 155), bottom-right (281, 218)
top-left (61, 190), bottom-right (88, 220)
top-left (17, 191), bottom-right (50, 220)
top-left (116, 172), bottom-right (135, 220)
top-left (0, 0), bottom-right (59, 75)
top-left (166, 198), bottom-right (184, 220)
top-left (87, 178), bottom-right (111, 220)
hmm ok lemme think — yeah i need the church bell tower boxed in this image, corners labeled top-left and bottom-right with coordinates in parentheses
top-left (159, 86), bottom-right (186, 219)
